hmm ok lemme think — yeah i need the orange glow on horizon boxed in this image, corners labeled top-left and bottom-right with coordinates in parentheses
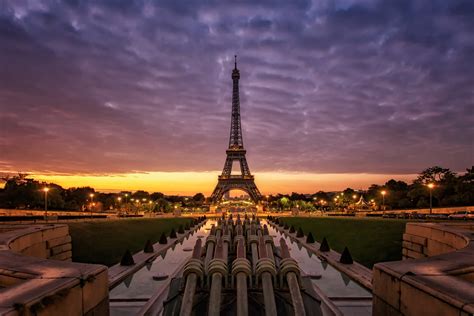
top-left (0, 171), bottom-right (418, 195)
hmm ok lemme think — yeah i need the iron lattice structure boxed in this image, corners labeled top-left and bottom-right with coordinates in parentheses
top-left (210, 57), bottom-right (262, 203)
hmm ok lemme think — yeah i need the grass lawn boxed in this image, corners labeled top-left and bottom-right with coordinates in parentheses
top-left (68, 217), bottom-right (192, 266)
top-left (280, 217), bottom-right (409, 268)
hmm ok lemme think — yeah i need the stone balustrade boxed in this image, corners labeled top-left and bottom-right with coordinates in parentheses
top-left (373, 222), bottom-right (474, 316)
top-left (0, 224), bottom-right (109, 315)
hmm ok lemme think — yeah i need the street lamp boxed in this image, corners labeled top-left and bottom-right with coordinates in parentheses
top-left (427, 183), bottom-right (435, 214)
top-left (381, 190), bottom-right (386, 210)
top-left (43, 187), bottom-right (49, 219)
top-left (352, 194), bottom-right (357, 200)
top-left (117, 197), bottom-right (122, 211)
top-left (89, 193), bottom-right (94, 218)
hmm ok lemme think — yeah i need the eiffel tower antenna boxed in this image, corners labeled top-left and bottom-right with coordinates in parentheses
top-left (210, 58), bottom-right (262, 204)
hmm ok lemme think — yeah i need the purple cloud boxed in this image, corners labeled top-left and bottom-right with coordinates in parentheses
top-left (0, 0), bottom-right (473, 175)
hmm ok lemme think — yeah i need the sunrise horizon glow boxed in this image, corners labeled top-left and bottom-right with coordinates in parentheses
top-left (0, 170), bottom-right (425, 195)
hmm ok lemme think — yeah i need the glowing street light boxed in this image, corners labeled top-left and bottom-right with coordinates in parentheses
top-left (427, 183), bottom-right (435, 214)
top-left (381, 190), bottom-right (387, 210)
top-left (352, 194), bottom-right (357, 200)
top-left (89, 193), bottom-right (95, 218)
top-left (43, 187), bottom-right (50, 218)
top-left (116, 197), bottom-right (122, 211)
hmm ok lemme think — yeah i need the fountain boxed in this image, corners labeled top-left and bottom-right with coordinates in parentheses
top-left (162, 214), bottom-right (322, 315)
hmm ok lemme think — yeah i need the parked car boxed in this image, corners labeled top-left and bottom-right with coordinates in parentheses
top-left (449, 211), bottom-right (474, 220)
top-left (382, 212), bottom-right (397, 218)
top-left (425, 213), bottom-right (449, 220)
top-left (397, 212), bottom-right (410, 219)
top-left (409, 212), bottom-right (426, 220)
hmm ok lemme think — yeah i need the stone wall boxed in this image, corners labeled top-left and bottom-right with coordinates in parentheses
top-left (6, 225), bottom-right (72, 261)
top-left (402, 222), bottom-right (472, 259)
top-left (0, 224), bottom-right (109, 315)
top-left (372, 222), bottom-right (474, 316)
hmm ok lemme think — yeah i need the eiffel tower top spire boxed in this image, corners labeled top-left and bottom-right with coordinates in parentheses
top-left (229, 55), bottom-right (243, 149)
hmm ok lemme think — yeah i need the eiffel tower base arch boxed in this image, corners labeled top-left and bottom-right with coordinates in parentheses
top-left (210, 177), bottom-right (261, 205)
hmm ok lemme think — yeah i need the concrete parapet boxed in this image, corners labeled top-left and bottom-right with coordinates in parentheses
top-left (0, 224), bottom-right (109, 316)
top-left (373, 222), bottom-right (474, 316)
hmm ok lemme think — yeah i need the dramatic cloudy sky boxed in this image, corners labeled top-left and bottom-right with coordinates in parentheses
top-left (0, 0), bottom-right (473, 192)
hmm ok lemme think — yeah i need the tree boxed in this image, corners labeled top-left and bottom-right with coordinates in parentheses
top-left (132, 190), bottom-right (150, 200)
top-left (150, 192), bottom-right (164, 201)
top-left (414, 166), bottom-right (455, 184)
top-left (154, 198), bottom-right (171, 213)
top-left (63, 187), bottom-right (95, 210)
top-left (312, 191), bottom-right (330, 203)
top-left (192, 193), bottom-right (205, 202)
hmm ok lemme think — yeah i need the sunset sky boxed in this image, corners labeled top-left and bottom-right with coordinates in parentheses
top-left (1, 1), bottom-right (473, 195)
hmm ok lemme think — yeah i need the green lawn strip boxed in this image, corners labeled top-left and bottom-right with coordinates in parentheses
top-left (68, 218), bottom-right (192, 266)
top-left (280, 217), bottom-right (408, 268)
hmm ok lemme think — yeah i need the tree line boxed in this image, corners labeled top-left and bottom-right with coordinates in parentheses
top-left (267, 166), bottom-right (474, 211)
top-left (0, 174), bottom-right (205, 212)
top-left (0, 166), bottom-right (472, 211)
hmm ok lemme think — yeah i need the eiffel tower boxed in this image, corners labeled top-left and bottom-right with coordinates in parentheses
top-left (210, 56), bottom-right (262, 203)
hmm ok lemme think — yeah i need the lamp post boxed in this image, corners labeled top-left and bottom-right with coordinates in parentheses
top-left (427, 183), bottom-right (435, 214)
top-left (43, 187), bottom-right (49, 219)
top-left (89, 193), bottom-right (94, 219)
top-left (381, 190), bottom-right (386, 211)
top-left (117, 197), bottom-right (122, 211)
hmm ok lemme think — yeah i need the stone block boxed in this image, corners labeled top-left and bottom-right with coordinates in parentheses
top-left (84, 297), bottom-right (109, 316)
top-left (46, 235), bottom-right (72, 248)
top-left (372, 295), bottom-right (403, 316)
top-left (50, 251), bottom-right (72, 261)
top-left (372, 266), bottom-right (401, 310)
top-left (82, 268), bottom-right (109, 314)
top-left (402, 241), bottom-right (423, 253)
top-left (430, 228), bottom-right (446, 245)
top-left (21, 242), bottom-right (48, 259)
top-left (35, 282), bottom-right (83, 316)
top-left (405, 249), bottom-right (425, 259)
top-left (400, 280), bottom-right (460, 316)
top-left (42, 226), bottom-right (69, 242)
top-left (403, 233), bottom-right (427, 246)
top-left (405, 224), bottom-right (432, 238)
top-left (425, 239), bottom-right (456, 257)
top-left (9, 231), bottom-right (44, 252)
top-left (430, 230), bottom-right (468, 250)
top-left (50, 243), bottom-right (72, 256)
